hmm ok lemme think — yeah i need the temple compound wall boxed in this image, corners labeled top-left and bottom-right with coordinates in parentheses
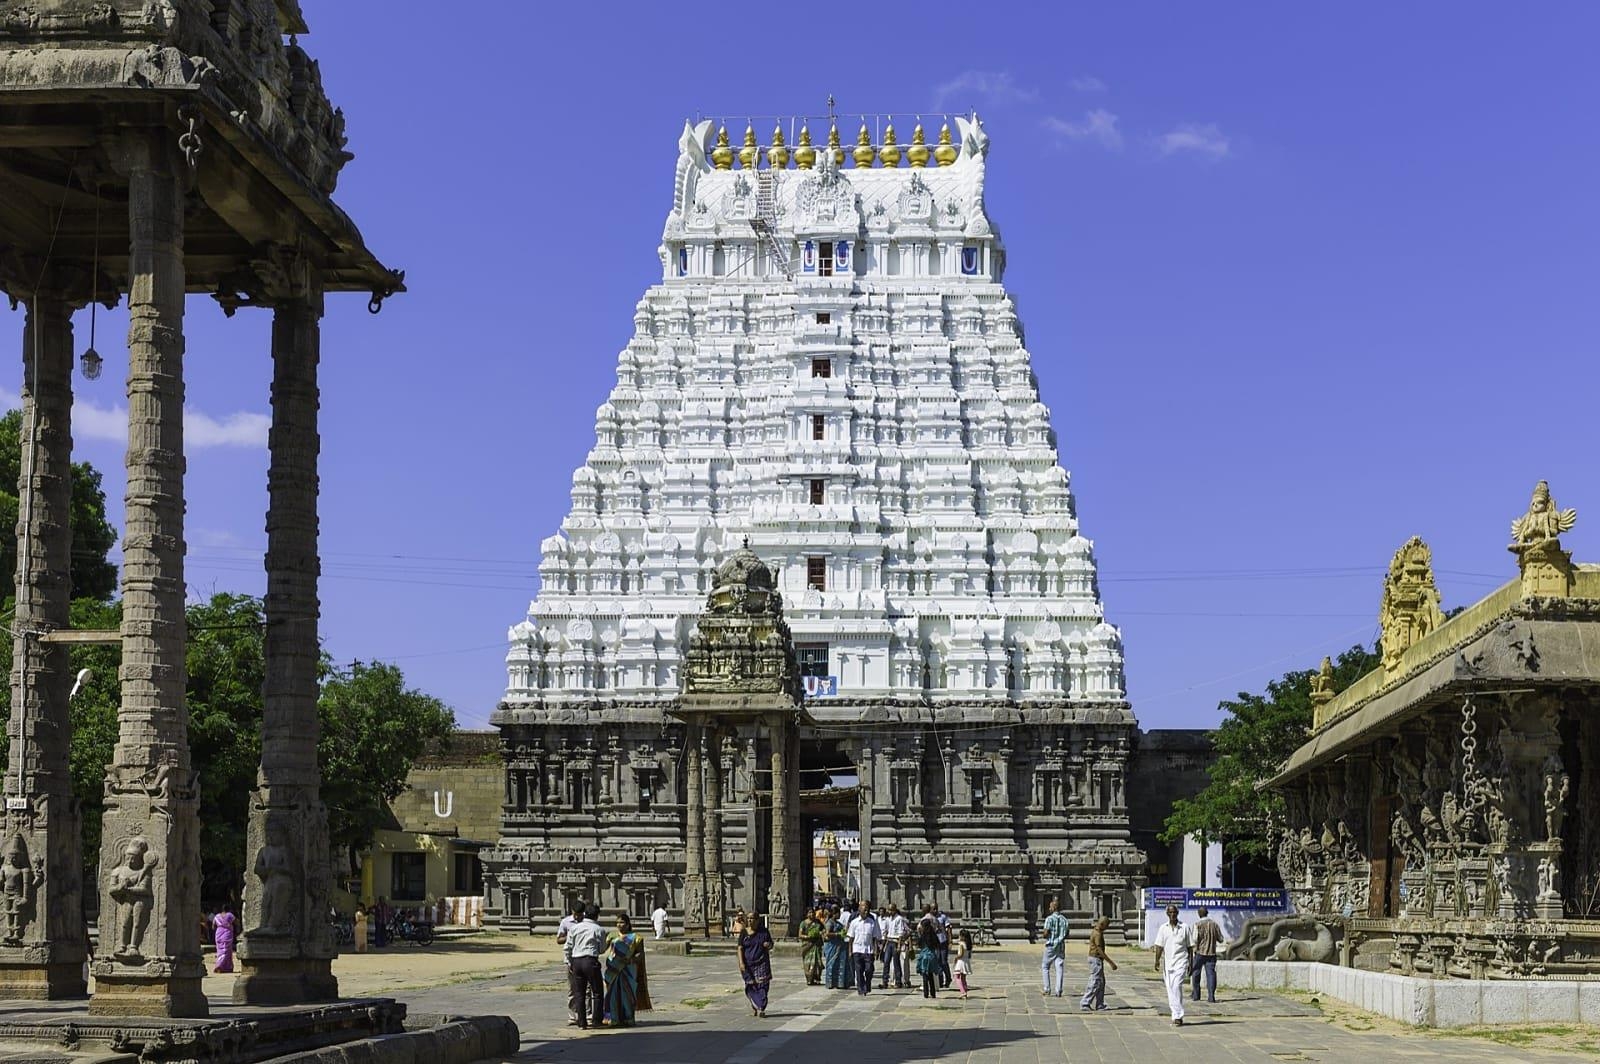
top-left (1267, 482), bottom-right (1600, 978)
top-left (483, 115), bottom-right (1146, 941)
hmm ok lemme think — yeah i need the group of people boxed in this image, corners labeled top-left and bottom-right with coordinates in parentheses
top-left (796, 901), bottom-right (973, 1000)
top-left (558, 902), bottom-right (652, 1030)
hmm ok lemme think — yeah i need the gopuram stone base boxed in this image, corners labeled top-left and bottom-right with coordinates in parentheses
top-left (0, 959), bottom-right (87, 1001)
top-left (232, 954), bottom-right (340, 1007)
top-left (86, 965), bottom-right (210, 1019)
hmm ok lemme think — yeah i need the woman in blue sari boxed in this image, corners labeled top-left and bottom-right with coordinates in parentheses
top-left (822, 907), bottom-right (849, 989)
top-left (602, 914), bottom-right (651, 1027)
top-left (737, 912), bottom-right (775, 1016)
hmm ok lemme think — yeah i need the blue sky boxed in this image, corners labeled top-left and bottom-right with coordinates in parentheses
top-left (13, 3), bottom-right (1597, 730)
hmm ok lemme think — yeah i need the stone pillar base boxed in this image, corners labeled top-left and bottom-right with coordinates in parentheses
top-left (232, 956), bottom-right (338, 1005)
top-left (0, 961), bottom-right (87, 1000)
top-left (87, 970), bottom-right (208, 1018)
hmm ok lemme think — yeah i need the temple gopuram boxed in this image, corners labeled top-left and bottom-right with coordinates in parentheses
top-left (1269, 481), bottom-right (1600, 978)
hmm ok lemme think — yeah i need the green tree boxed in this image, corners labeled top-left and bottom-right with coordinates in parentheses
top-left (0, 408), bottom-right (120, 602)
top-left (318, 660), bottom-right (455, 861)
top-left (1160, 643), bottom-right (1380, 861)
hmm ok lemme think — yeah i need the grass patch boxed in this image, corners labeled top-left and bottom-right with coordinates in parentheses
top-left (514, 982), bottom-right (564, 992)
top-left (1448, 1024), bottom-right (1580, 1047)
top-left (680, 997), bottom-right (716, 1009)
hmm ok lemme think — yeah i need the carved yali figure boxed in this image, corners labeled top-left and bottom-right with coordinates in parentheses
top-left (108, 838), bottom-right (157, 961)
top-left (0, 834), bottom-right (38, 946)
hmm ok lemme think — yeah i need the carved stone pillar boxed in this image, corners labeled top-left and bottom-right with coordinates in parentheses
top-left (683, 724), bottom-right (705, 937)
top-left (0, 281), bottom-right (86, 998)
top-left (91, 133), bottom-right (206, 1018)
top-left (767, 719), bottom-right (791, 934)
top-left (705, 726), bottom-right (724, 936)
top-left (234, 261), bottom-right (337, 1004)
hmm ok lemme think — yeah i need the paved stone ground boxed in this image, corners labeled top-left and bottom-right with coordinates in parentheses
top-left (325, 937), bottom-right (1599, 1063)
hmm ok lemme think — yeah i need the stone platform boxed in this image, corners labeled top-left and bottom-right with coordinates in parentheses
top-left (0, 998), bottom-right (517, 1064)
top-left (1219, 958), bottom-right (1600, 1028)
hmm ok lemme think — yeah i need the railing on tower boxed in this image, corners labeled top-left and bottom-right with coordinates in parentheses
top-left (751, 171), bottom-right (792, 279)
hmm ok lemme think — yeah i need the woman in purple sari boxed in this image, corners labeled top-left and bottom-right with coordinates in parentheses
top-left (212, 909), bottom-right (238, 973)
top-left (737, 913), bottom-right (775, 1017)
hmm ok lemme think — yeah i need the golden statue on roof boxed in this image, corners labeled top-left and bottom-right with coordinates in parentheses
top-left (1511, 480), bottom-right (1578, 598)
top-left (1379, 536), bottom-right (1444, 675)
top-left (1511, 480), bottom-right (1577, 549)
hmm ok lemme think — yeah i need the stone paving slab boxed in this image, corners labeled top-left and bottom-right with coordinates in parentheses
top-left (371, 939), bottom-right (1598, 1062)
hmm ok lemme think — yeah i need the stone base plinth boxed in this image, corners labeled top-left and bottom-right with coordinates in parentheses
top-left (0, 960), bottom-right (87, 1000)
top-left (232, 955), bottom-right (338, 1005)
top-left (88, 971), bottom-right (208, 1018)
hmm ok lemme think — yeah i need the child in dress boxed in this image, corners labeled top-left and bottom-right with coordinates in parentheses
top-left (952, 929), bottom-right (974, 999)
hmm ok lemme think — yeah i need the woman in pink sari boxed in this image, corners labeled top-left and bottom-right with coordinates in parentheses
top-left (212, 909), bottom-right (238, 973)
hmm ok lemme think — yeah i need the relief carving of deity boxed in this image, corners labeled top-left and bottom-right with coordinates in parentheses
top-left (0, 834), bottom-right (38, 946)
top-left (108, 837), bottom-right (157, 961)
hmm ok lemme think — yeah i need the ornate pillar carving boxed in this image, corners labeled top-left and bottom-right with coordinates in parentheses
top-left (234, 252), bottom-right (337, 1004)
top-left (705, 725), bottom-right (724, 936)
top-left (767, 718), bottom-right (791, 934)
top-left (683, 724), bottom-right (705, 937)
top-left (0, 266), bottom-right (99, 998)
top-left (91, 133), bottom-right (206, 1018)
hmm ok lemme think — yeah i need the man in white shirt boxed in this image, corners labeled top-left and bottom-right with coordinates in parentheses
top-left (561, 904), bottom-right (607, 1029)
top-left (879, 905), bottom-right (908, 989)
top-left (1152, 904), bottom-right (1193, 1026)
top-left (555, 902), bottom-right (583, 1024)
top-left (847, 901), bottom-right (881, 995)
top-left (651, 904), bottom-right (669, 940)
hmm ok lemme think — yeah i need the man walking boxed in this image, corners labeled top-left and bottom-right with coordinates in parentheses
top-left (555, 901), bottom-right (584, 1025)
top-left (1152, 904), bottom-right (1193, 1027)
top-left (879, 905), bottom-right (907, 989)
top-left (935, 907), bottom-right (952, 987)
top-left (562, 903), bottom-right (607, 1030)
top-left (651, 903), bottom-right (669, 941)
top-left (1079, 916), bottom-right (1118, 1011)
top-left (1041, 899), bottom-right (1069, 997)
top-left (848, 900), bottom-right (881, 995)
top-left (1190, 906), bottom-right (1222, 1003)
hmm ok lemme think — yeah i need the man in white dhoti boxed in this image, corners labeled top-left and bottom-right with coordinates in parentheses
top-left (651, 904), bottom-right (669, 940)
top-left (1152, 904), bottom-right (1193, 1027)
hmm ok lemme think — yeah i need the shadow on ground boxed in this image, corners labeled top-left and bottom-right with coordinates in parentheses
top-left (517, 1024), bottom-right (1042, 1063)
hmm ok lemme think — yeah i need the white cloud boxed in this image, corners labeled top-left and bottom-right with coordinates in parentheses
top-left (932, 71), bottom-right (1038, 110)
top-left (0, 388), bottom-right (269, 450)
top-left (1071, 75), bottom-right (1108, 93)
top-left (1157, 123), bottom-right (1231, 159)
top-left (1042, 110), bottom-right (1124, 151)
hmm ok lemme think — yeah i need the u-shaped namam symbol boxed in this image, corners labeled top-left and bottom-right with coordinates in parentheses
top-left (433, 790), bottom-right (454, 818)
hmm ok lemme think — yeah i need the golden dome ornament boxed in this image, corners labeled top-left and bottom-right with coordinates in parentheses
top-left (739, 124), bottom-right (759, 169)
top-left (934, 123), bottom-right (958, 167)
top-left (712, 126), bottom-right (734, 170)
top-left (768, 124), bottom-right (789, 169)
top-left (880, 124), bottom-right (901, 167)
top-left (907, 123), bottom-right (930, 168)
top-left (794, 125), bottom-right (817, 169)
top-left (852, 123), bottom-right (876, 167)
top-left (828, 123), bottom-right (845, 165)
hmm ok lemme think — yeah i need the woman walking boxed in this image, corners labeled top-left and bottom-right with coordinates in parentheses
top-left (738, 912), bottom-right (775, 1017)
top-left (602, 914), bottom-right (651, 1027)
top-left (823, 907), bottom-right (849, 990)
top-left (914, 910), bottom-right (941, 999)
top-left (799, 908), bottom-right (826, 986)
top-left (211, 908), bottom-right (238, 973)
top-left (952, 929), bottom-right (973, 999)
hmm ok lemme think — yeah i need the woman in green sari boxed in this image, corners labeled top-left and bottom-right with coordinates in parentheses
top-left (798, 908), bottom-right (826, 985)
top-left (602, 914), bottom-right (652, 1027)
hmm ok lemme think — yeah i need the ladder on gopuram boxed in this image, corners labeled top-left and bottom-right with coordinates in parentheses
top-left (751, 170), bottom-right (792, 280)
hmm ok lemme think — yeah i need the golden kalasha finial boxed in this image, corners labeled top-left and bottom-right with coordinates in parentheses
top-left (934, 123), bottom-right (958, 167)
top-left (739, 124), bottom-right (759, 169)
top-left (794, 125), bottom-right (817, 170)
top-left (712, 126), bottom-right (734, 170)
top-left (768, 124), bottom-right (789, 169)
top-left (907, 123), bottom-right (931, 167)
top-left (880, 124), bottom-right (902, 167)
top-left (827, 123), bottom-right (845, 165)
top-left (852, 123), bottom-right (876, 167)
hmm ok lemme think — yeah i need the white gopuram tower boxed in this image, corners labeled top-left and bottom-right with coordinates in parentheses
top-left (487, 115), bottom-right (1146, 940)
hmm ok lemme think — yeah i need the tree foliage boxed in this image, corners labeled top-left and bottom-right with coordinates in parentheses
top-left (0, 408), bottom-right (119, 602)
top-left (1160, 643), bottom-right (1380, 860)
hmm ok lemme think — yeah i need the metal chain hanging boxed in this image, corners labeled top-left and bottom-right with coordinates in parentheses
top-left (1460, 694), bottom-right (1484, 813)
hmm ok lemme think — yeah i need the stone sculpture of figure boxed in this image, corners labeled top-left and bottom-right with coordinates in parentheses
top-left (1310, 656), bottom-right (1335, 699)
top-left (108, 837), bottom-right (157, 960)
top-left (1511, 480), bottom-right (1577, 548)
top-left (1392, 810), bottom-right (1426, 869)
top-left (0, 834), bottom-right (37, 946)
top-left (1378, 538), bottom-right (1444, 671)
top-left (1337, 820), bottom-right (1361, 864)
top-left (1418, 804), bottom-right (1445, 848)
top-left (1440, 792), bottom-right (1463, 844)
top-left (1537, 856), bottom-right (1560, 900)
top-left (1543, 772), bottom-right (1570, 841)
top-left (254, 825), bottom-right (295, 935)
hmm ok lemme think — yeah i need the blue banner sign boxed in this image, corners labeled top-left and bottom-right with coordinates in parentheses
top-left (803, 675), bottom-right (839, 698)
top-left (1144, 887), bottom-right (1288, 911)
